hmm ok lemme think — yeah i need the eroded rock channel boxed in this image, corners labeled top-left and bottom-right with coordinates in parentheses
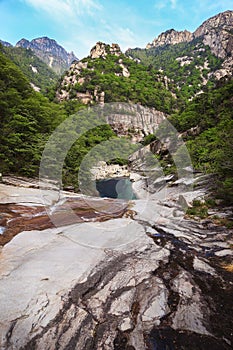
top-left (0, 176), bottom-right (232, 350)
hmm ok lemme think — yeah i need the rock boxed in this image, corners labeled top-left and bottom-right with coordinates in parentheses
top-left (91, 161), bottom-right (130, 180)
top-left (0, 178), bottom-right (232, 349)
top-left (106, 104), bottom-right (166, 142)
top-left (147, 11), bottom-right (233, 80)
top-left (119, 317), bottom-right (133, 332)
top-left (90, 42), bottom-right (122, 59)
top-left (215, 249), bottom-right (233, 257)
top-left (0, 215), bottom-right (171, 349)
top-left (141, 280), bottom-right (169, 325)
top-left (193, 257), bottom-right (217, 276)
top-left (147, 29), bottom-right (193, 49)
top-left (194, 11), bottom-right (233, 59)
top-left (171, 270), bottom-right (210, 335)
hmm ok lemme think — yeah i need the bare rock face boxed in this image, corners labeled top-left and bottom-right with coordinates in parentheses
top-left (146, 29), bottom-right (193, 49)
top-left (106, 104), bottom-right (166, 142)
top-left (90, 42), bottom-right (122, 59)
top-left (194, 10), bottom-right (233, 59)
top-left (147, 11), bottom-right (233, 59)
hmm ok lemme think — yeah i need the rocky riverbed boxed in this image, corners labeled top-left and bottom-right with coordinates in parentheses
top-left (0, 176), bottom-right (232, 350)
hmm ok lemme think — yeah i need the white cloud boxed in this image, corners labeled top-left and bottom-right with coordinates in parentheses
top-left (154, 0), bottom-right (177, 10)
top-left (170, 0), bottom-right (177, 9)
top-left (154, 1), bottom-right (166, 10)
top-left (23, 0), bottom-right (101, 19)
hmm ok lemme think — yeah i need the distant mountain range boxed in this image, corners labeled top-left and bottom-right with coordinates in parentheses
top-left (1, 37), bottom-right (78, 74)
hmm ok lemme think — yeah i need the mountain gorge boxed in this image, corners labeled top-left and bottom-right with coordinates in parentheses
top-left (0, 9), bottom-right (233, 350)
top-left (0, 11), bottom-right (233, 202)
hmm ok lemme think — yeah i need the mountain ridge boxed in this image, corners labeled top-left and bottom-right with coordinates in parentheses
top-left (16, 36), bottom-right (78, 74)
top-left (126, 10), bottom-right (233, 99)
top-left (146, 10), bottom-right (233, 55)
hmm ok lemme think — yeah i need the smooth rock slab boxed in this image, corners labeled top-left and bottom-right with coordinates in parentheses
top-left (0, 218), bottom-right (147, 349)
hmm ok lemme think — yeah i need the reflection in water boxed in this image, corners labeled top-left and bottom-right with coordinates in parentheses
top-left (96, 177), bottom-right (137, 200)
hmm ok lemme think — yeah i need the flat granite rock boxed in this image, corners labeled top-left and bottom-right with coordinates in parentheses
top-left (0, 218), bottom-right (155, 349)
top-left (0, 182), bottom-right (232, 350)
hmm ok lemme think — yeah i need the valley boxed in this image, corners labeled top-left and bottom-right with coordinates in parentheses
top-left (0, 8), bottom-right (232, 350)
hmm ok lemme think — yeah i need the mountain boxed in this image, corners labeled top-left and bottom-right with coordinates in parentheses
top-left (56, 41), bottom-right (175, 113)
top-left (16, 37), bottom-right (78, 74)
top-left (127, 10), bottom-right (233, 100)
top-left (146, 10), bottom-right (233, 59)
top-left (0, 44), bottom-right (59, 94)
top-left (0, 39), bottom-right (12, 47)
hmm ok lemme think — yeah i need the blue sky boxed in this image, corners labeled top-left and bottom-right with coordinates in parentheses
top-left (0, 0), bottom-right (232, 59)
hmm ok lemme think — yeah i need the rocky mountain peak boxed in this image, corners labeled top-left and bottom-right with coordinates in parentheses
top-left (16, 36), bottom-right (78, 74)
top-left (194, 10), bottom-right (233, 59)
top-left (146, 29), bottom-right (193, 49)
top-left (90, 42), bottom-right (122, 59)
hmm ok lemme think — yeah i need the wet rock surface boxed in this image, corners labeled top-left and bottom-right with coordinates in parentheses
top-left (0, 179), bottom-right (232, 349)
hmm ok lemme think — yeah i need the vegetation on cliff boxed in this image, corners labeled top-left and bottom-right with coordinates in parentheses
top-left (57, 51), bottom-right (176, 113)
top-left (126, 39), bottom-right (223, 101)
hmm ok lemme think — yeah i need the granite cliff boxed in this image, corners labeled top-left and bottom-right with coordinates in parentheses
top-left (146, 29), bottom-right (193, 49)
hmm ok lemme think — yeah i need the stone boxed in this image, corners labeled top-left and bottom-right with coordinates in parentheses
top-left (147, 29), bottom-right (193, 49)
top-left (0, 176), bottom-right (232, 349)
top-left (90, 42), bottom-right (122, 59)
top-left (16, 37), bottom-right (78, 74)
top-left (193, 257), bottom-right (217, 276)
top-left (215, 249), bottom-right (233, 257)
top-left (91, 161), bottom-right (130, 180)
top-left (119, 317), bottom-right (133, 332)
top-left (171, 270), bottom-right (210, 335)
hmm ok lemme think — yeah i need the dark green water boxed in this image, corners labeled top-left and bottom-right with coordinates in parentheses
top-left (96, 177), bottom-right (137, 200)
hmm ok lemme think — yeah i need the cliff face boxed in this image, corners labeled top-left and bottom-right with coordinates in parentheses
top-left (16, 37), bottom-right (78, 74)
top-left (106, 104), bottom-right (166, 142)
top-left (147, 11), bottom-right (233, 61)
top-left (146, 29), bottom-right (193, 49)
top-left (193, 10), bottom-right (233, 59)
top-left (142, 11), bottom-right (233, 82)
